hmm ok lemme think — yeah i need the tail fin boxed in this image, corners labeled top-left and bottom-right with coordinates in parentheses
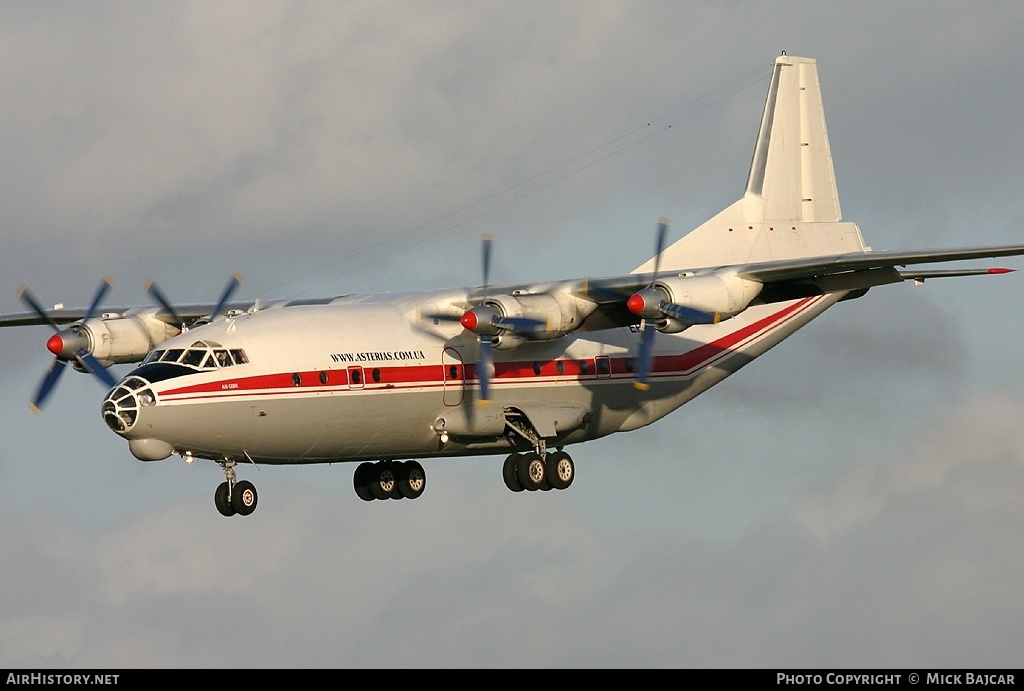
top-left (637, 54), bottom-right (866, 273)
top-left (745, 54), bottom-right (841, 223)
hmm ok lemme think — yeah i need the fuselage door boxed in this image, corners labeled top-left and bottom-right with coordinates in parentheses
top-left (442, 347), bottom-right (465, 406)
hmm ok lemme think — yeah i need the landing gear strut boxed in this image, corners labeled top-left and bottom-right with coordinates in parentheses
top-left (353, 460), bottom-right (427, 501)
top-left (214, 459), bottom-right (258, 516)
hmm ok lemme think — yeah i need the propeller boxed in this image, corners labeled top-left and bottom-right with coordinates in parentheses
top-left (417, 235), bottom-right (548, 404)
top-left (631, 220), bottom-right (668, 391)
top-left (475, 234), bottom-right (495, 403)
top-left (18, 276), bottom-right (119, 412)
top-left (145, 273), bottom-right (243, 329)
top-left (627, 219), bottom-right (719, 391)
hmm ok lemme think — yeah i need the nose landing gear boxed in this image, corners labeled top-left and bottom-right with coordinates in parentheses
top-left (214, 460), bottom-right (258, 517)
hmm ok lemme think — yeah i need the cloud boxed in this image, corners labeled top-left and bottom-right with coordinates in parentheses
top-left (2, 393), bottom-right (1022, 668)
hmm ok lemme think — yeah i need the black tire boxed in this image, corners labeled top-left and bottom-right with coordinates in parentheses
top-left (354, 462), bottom-right (375, 501)
top-left (398, 460), bottom-right (426, 499)
top-left (389, 462), bottom-right (406, 500)
top-left (215, 482), bottom-right (236, 517)
top-left (369, 462), bottom-right (399, 500)
top-left (517, 452), bottom-right (546, 491)
top-left (503, 453), bottom-right (524, 492)
top-left (545, 451), bottom-right (574, 490)
top-left (232, 480), bottom-right (258, 516)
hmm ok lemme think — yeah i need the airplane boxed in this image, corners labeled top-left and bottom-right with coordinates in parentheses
top-left (4, 53), bottom-right (1024, 517)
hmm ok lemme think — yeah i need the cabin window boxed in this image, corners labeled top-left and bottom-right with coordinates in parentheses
top-left (371, 368), bottom-right (381, 383)
top-left (556, 361), bottom-right (565, 375)
top-left (579, 360), bottom-right (589, 374)
top-left (533, 361), bottom-right (542, 375)
top-left (319, 371), bottom-right (329, 385)
top-left (292, 373), bottom-right (302, 387)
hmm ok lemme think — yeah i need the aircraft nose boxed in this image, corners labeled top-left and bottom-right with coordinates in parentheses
top-left (101, 375), bottom-right (156, 435)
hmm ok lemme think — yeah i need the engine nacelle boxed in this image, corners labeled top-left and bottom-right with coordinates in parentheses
top-left (630, 273), bottom-right (762, 326)
top-left (463, 292), bottom-right (585, 349)
top-left (72, 313), bottom-right (181, 365)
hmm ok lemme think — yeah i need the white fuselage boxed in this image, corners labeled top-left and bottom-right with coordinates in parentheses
top-left (101, 288), bottom-right (841, 466)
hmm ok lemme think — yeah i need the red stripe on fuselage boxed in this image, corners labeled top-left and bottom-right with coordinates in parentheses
top-left (158, 297), bottom-right (820, 401)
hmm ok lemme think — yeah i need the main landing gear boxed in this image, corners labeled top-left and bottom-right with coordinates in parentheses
top-left (214, 459), bottom-right (258, 517)
top-left (500, 410), bottom-right (575, 492)
top-left (502, 449), bottom-right (575, 492)
top-left (353, 460), bottom-right (427, 501)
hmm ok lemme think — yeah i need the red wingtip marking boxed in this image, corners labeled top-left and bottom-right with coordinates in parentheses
top-left (626, 293), bottom-right (645, 315)
top-left (987, 268), bottom-right (1015, 274)
top-left (46, 333), bottom-right (64, 356)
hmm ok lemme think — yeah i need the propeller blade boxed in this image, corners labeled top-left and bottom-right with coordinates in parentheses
top-left (481, 234), bottom-right (493, 291)
top-left (650, 218), bottom-right (669, 281)
top-left (145, 278), bottom-right (185, 326)
top-left (212, 273), bottom-right (243, 319)
top-left (74, 349), bottom-right (118, 389)
top-left (16, 286), bottom-right (61, 332)
top-left (491, 315), bottom-right (547, 333)
top-left (634, 319), bottom-right (658, 391)
top-left (658, 301), bottom-right (719, 325)
top-left (477, 337), bottom-right (493, 403)
top-left (85, 276), bottom-right (114, 320)
top-left (30, 359), bottom-right (68, 413)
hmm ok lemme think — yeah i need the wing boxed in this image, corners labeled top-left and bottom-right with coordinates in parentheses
top-left (0, 301), bottom-right (257, 329)
top-left (560, 244), bottom-right (1024, 308)
top-left (446, 243), bottom-right (1024, 346)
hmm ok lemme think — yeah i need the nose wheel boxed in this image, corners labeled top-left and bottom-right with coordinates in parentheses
top-left (214, 460), bottom-right (258, 516)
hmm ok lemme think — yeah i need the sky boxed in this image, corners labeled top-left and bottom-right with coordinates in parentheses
top-left (2, 0), bottom-right (1024, 669)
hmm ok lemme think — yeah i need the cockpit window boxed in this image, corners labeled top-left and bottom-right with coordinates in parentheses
top-left (161, 349), bottom-right (185, 362)
top-left (181, 349), bottom-right (206, 367)
top-left (143, 342), bottom-right (249, 371)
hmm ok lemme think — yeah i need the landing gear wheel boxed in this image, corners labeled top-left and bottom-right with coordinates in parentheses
top-left (517, 452), bottom-right (547, 491)
top-left (215, 482), bottom-right (236, 516)
top-left (389, 462), bottom-right (406, 500)
top-left (503, 453), bottom-right (524, 492)
top-left (398, 460), bottom-right (426, 499)
top-left (232, 480), bottom-right (258, 516)
top-left (546, 451), bottom-right (574, 490)
top-left (354, 462), bottom-right (375, 501)
top-left (369, 462), bottom-right (400, 500)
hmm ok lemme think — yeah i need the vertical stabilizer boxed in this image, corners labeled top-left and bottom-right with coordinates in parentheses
top-left (636, 54), bottom-right (865, 273)
top-left (745, 54), bottom-right (841, 223)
